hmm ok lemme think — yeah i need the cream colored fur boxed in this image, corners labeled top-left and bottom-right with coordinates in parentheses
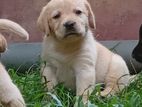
top-left (38, 0), bottom-right (132, 104)
top-left (0, 19), bottom-right (29, 107)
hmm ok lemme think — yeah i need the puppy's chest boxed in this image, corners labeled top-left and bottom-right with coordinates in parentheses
top-left (56, 63), bottom-right (76, 89)
top-left (48, 52), bottom-right (77, 89)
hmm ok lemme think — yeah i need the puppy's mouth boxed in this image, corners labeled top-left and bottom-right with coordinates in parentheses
top-left (64, 31), bottom-right (80, 38)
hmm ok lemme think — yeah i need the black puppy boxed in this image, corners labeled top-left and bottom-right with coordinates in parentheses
top-left (132, 24), bottom-right (142, 63)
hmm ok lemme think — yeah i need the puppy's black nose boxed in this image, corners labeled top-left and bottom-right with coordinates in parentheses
top-left (64, 21), bottom-right (76, 29)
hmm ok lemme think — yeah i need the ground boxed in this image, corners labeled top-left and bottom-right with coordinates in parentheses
top-left (5, 67), bottom-right (142, 107)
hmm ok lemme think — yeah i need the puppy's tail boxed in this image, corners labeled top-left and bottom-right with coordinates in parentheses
top-left (0, 19), bottom-right (29, 40)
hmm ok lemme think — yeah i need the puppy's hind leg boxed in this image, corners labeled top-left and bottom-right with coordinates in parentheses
top-left (100, 55), bottom-right (130, 96)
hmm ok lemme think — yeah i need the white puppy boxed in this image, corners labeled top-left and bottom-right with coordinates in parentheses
top-left (38, 0), bottom-right (132, 103)
top-left (0, 19), bottom-right (29, 107)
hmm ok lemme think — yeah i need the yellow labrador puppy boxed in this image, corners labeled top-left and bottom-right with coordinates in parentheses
top-left (38, 0), bottom-right (132, 103)
top-left (0, 19), bottom-right (29, 107)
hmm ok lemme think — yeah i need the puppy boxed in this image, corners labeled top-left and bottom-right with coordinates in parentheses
top-left (38, 0), bottom-right (132, 103)
top-left (132, 24), bottom-right (142, 63)
top-left (0, 19), bottom-right (29, 107)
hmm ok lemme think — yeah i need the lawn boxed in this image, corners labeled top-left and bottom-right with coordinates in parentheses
top-left (9, 66), bottom-right (142, 107)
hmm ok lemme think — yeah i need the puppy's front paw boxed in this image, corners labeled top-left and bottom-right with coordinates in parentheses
top-left (74, 95), bottom-right (88, 107)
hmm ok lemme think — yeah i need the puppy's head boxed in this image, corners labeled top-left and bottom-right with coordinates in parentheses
top-left (37, 0), bottom-right (96, 41)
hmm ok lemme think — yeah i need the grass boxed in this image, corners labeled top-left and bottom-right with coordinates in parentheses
top-left (8, 66), bottom-right (142, 107)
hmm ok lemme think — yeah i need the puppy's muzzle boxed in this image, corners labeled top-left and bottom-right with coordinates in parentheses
top-left (64, 21), bottom-right (76, 30)
top-left (64, 21), bottom-right (79, 38)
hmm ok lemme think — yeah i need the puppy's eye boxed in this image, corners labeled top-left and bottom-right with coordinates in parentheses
top-left (53, 13), bottom-right (61, 19)
top-left (75, 10), bottom-right (82, 15)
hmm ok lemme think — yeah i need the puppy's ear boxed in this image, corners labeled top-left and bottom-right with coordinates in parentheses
top-left (139, 24), bottom-right (142, 40)
top-left (37, 7), bottom-right (51, 36)
top-left (0, 34), bottom-right (7, 53)
top-left (85, 1), bottom-right (96, 29)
